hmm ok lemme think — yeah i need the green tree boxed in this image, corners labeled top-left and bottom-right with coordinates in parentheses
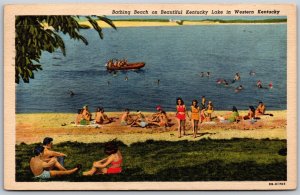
top-left (15, 16), bottom-right (116, 83)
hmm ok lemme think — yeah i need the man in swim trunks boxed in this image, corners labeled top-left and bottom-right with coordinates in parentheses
top-left (30, 145), bottom-right (81, 179)
top-left (42, 137), bottom-right (67, 168)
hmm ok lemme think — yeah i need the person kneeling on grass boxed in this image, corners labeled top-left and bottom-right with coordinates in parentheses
top-left (83, 141), bottom-right (123, 176)
top-left (42, 137), bottom-right (67, 167)
top-left (30, 146), bottom-right (81, 179)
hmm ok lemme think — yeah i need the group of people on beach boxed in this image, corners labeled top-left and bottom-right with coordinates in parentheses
top-left (30, 137), bottom-right (122, 179)
top-left (106, 59), bottom-right (128, 68)
top-left (174, 96), bottom-right (269, 138)
top-left (74, 95), bottom-right (269, 140)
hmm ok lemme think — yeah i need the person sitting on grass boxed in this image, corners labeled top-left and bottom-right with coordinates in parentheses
top-left (217, 106), bottom-right (240, 123)
top-left (243, 106), bottom-right (256, 120)
top-left (30, 145), bottom-right (81, 179)
top-left (82, 105), bottom-right (92, 121)
top-left (83, 141), bottom-right (123, 176)
top-left (131, 111), bottom-right (149, 128)
top-left (42, 137), bottom-right (67, 167)
top-left (95, 107), bottom-right (116, 124)
top-left (120, 108), bottom-right (133, 126)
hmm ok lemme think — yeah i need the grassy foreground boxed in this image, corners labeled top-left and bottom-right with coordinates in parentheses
top-left (16, 138), bottom-right (286, 182)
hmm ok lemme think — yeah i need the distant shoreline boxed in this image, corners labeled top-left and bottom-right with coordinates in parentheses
top-left (78, 19), bottom-right (287, 29)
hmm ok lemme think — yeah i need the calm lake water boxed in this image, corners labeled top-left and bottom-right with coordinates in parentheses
top-left (16, 24), bottom-right (287, 113)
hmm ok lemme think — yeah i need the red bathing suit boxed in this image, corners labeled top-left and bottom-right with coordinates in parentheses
top-left (176, 105), bottom-right (186, 120)
top-left (107, 159), bottom-right (122, 174)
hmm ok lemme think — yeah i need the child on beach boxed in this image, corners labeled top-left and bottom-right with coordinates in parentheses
top-left (30, 145), bottom-right (81, 179)
top-left (206, 101), bottom-right (214, 120)
top-left (190, 100), bottom-right (200, 138)
top-left (176, 97), bottom-right (188, 138)
top-left (83, 141), bottom-right (122, 176)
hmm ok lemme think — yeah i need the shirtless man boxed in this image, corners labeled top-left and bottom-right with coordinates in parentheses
top-left (255, 101), bottom-right (266, 116)
top-left (42, 137), bottom-right (67, 167)
top-left (82, 105), bottom-right (92, 121)
top-left (120, 108), bottom-right (133, 126)
top-left (95, 107), bottom-right (115, 124)
top-left (30, 145), bottom-right (80, 179)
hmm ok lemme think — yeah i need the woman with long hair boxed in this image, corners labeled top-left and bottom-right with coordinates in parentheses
top-left (176, 97), bottom-right (188, 138)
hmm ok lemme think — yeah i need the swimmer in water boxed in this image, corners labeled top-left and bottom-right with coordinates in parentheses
top-left (157, 79), bottom-right (160, 85)
top-left (249, 70), bottom-right (256, 76)
top-left (234, 73), bottom-right (241, 81)
top-left (200, 72), bottom-right (205, 77)
top-left (206, 72), bottom-right (210, 77)
top-left (125, 76), bottom-right (128, 81)
top-left (235, 85), bottom-right (244, 92)
top-left (257, 80), bottom-right (263, 88)
top-left (269, 82), bottom-right (273, 89)
top-left (68, 90), bottom-right (75, 96)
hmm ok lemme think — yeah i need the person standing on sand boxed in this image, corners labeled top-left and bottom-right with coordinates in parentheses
top-left (176, 97), bottom-right (188, 138)
top-left (30, 146), bottom-right (81, 179)
top-left (42, 137), bottom-right (67, 167)
top-left (83, 141), bottom-right (123, 176)
top-left (190, 100), bottom-right (200, 138)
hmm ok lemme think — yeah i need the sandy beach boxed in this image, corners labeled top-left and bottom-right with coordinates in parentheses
top-left (16, 110), bottom-right (286, 145)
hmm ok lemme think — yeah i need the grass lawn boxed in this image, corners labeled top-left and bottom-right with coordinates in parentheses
top-left (16, 138), bottom-right (287, 182)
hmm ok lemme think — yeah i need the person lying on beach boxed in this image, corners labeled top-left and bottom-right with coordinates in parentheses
top-left (131, 111), bottom-right (149, 128)
top-left (82, 105), bottom-right (92, 121)
top-left (83, 141), bottom-right (122, 176)
top-left (149, 105), bottom-right (163, 122)
top-left (217, 106), bottom-right (240, 123)
top-left (30, 145), bottom-right (81, 179)
top-left (243, 106), bottom-right (256, 120)
top-left (41, 137), bottom-right (67, 167)
top-left (95, 107), bottom-right (117, 124)
top-left (120, 108), bottom-right (133, 126)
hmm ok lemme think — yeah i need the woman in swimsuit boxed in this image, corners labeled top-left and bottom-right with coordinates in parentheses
top-left (206, 101), bottom-right (214, 120)
top-left (83, 141), bottom-right (122, 176)
top-left (176, 97), bottom-right (188, 138)
top-left (190, 100), bottom-right (200, 138)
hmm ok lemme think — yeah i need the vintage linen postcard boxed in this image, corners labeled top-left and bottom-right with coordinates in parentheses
top-left (4, 3), bottom-right (297, 190)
